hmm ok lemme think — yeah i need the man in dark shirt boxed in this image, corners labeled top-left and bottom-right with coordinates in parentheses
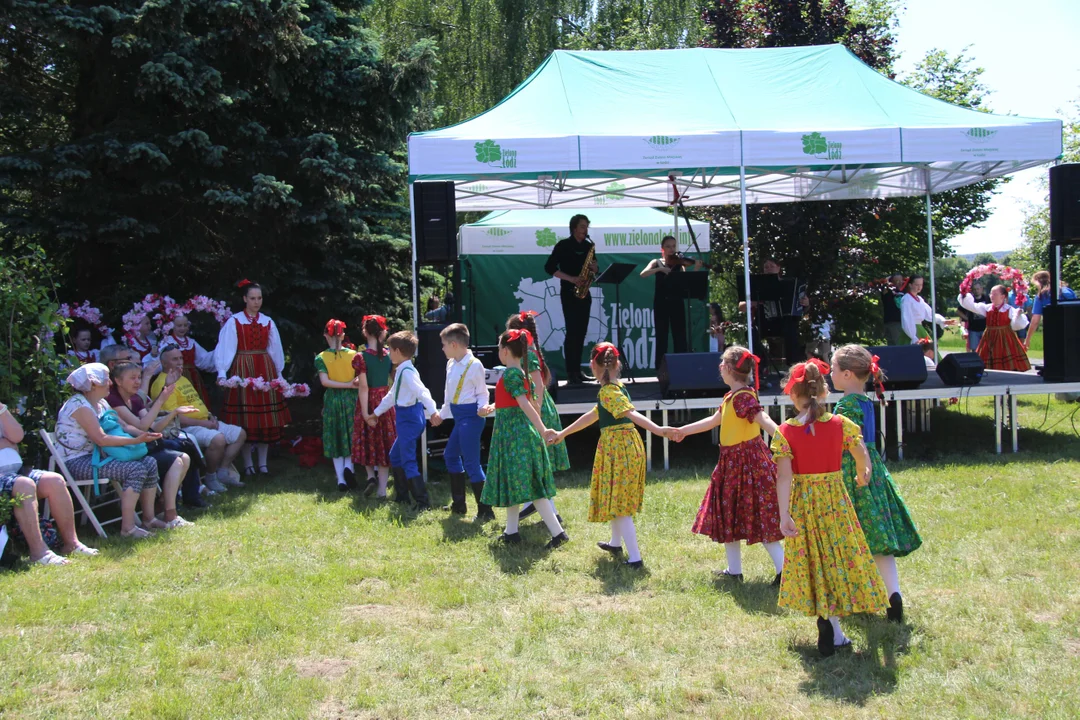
top-left (544, 214), bottom-right (597, 384)
top-left (882, 274), bottom-right (904, 345)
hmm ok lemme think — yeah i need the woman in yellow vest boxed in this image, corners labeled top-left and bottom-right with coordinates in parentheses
top-left (670, 346), bottom-right (786, 584)
top-left (315, 319), bottom-right (358, 491)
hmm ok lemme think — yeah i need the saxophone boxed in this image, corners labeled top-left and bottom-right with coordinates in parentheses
top-left (575, 245), bottom-right (596, 299)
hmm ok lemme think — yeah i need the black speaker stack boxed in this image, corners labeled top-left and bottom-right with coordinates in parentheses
top-left (412, 180), bottom-right (460, 339)
top-left (415, 323), bottom-right (449, 407)
top-left (865, 345), bottom-right (927, 391)
top-left (1044, 164), bottom-right (1080, 382)
top-left (658, 352), bottom-right (729, 399)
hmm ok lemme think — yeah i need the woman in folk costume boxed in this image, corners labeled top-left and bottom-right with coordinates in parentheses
top-left (126, 314), bottom-right (159, 367)
top-left (214, 280), bottom-right (291, 475)
top-left (352, 315), bottom-right (395, 498)
top-left (315, 319), bottom-right (358, 491)
top-left (957, 284), bottom-right (1031, 372)
top-left (162, 313), bottom-right (216, 406)
top-left (899, 275), bottom-right (950, 346)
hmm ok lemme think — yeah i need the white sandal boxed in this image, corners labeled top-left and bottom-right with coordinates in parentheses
top-left (69, 543), bottom-right (99, 557)
top-left (163, 516), bottom-right (193, 530)
top-left (35, 551), bottom-right (70, 566)
top-left (121, 527), bottom-right (153, 539)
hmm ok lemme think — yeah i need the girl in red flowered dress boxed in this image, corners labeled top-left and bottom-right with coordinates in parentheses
top-left (352, 315), bottom-right (396, 498)
top-left (671, 346), bottom-right (785, 584)
top-left (215, 281), bottom-right (291, 475)
top-left (957, 285), bottom-right (1031, 372)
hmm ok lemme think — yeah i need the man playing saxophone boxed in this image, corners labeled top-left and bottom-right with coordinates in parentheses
top-left (544, 214), bottom-right (598, 385)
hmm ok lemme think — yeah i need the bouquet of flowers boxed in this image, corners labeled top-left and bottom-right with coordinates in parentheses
top-left (222, 376), bottom-right (311, 397)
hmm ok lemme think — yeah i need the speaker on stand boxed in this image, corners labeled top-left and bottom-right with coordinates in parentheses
top-left (936, 352), bottom-right (985, 386)
top-left (1044, 164), bottom-right (1080, 382)
top-left (658, 352), bottom-right (728, 399)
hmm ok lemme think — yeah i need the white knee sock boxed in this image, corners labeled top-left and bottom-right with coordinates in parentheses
top-left (240, 444), bottom-right (253, 470)
top-left (376, 467), bottom-right (389, 496)
top-left (763, 541), bottom-right (785, 574)
top-left (332, 457), bottom-right (345, 484)
top-left (617, 516), bottom-right (641, 562)
top-left (504, 505), bottom-right (521, 535)
top-left (725, 542), bottom-right (743, 575)
top-left (256, 443), bottom-right (269, 468)
top-left (533, 498), bottom-right (564, 537)
top-left (609, 519), bottom-right (623, 547)
top-left (875, 555), bottom-right (901, 597)
top-left (829, 616), bottom-right (849, 644)
top-left (343, 458), bottom-right (354, 473)
top-left (366, 465), bottom-right (376, 481)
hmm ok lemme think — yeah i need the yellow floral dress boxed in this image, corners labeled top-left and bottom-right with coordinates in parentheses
top-left (589, 382), bottom-right (646, 522)
top-left (770, 413), bottom-right (888, 618)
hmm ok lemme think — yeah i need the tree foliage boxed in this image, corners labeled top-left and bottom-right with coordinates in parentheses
top-left (0, 0), bottom-right (436, 371)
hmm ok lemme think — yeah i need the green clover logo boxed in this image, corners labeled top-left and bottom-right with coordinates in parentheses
top-left (474, 140), bottom-right (502, 164)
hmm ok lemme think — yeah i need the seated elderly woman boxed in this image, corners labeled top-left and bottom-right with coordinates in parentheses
top-left (107, 362), bottom-right (195, 527)
top-left (1, 400), bottom-right (99, 565)
top-left (55, 364), bottom-right (164, 539)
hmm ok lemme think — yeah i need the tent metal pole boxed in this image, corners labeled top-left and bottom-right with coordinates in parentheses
top-left (740, 167), bottom-right (753, 352)
top-left (924, 169), bottom-right (938, 361)
top-left (409, 182), bottom-right (419, 331)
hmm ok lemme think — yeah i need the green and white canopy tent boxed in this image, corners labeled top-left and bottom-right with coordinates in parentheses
top-left (407, 44), bottom-right (1063, 355)
top-left (458, 208), bottom-right (711, 378)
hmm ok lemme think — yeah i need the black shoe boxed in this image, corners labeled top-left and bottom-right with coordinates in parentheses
top-left (471, 481), bottom-right (495, 522)
top-left (443, 472), bottom-right (468, 514)
top-left (391, 467), bottom-right (412, 504)
top-left (624, 560), bottom-right (644, 569)
top-left (817, 617), bottom-right (836, 658)
top-left (343, 467), bottom-right (355, 489)
top-left (713, 569), bottom-right (744, 582)
top-left (364, 478), bottom-right (377, 497)
top-left (545, 531), bottom-right (569, 550)
top-left (886, 592), bottom-right (904, 624)
top-left (337, 482), bottom-right (348, 492)
top-left (498, 532), bottom-right (521, 545)
top-left (517, 503), bottom-right (537, 520)
top-left (772, 572), bottom-right (783, 587)
top-left (409, 475), bottom-right (430, 511)
top-left (597, 542), bottom-right (623, 554)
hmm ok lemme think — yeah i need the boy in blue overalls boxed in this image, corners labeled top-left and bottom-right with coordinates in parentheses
top-left (432, 323), bottom-right (495, 522)
top-left (373, 331), bottom-right (437, 510)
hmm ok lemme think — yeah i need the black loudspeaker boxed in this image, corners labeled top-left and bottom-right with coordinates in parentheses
top-left (1050, 164), bottom-right (1080, 245)
top-left (414, 181), bottom-right (457, 262)
top-left (415, 323), bottom-right (448, 406)
top-left (936, 352), bottom-right (985, 386)
top-left (866, 345), bottom-right (927, 390)
top-left (1042, 303), bottom-right (1080, 381)
top-left (658, 352), bottom-right (729, 399)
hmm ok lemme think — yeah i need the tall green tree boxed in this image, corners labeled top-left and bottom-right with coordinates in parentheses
top-left (0, 0), bottom-right (435, 369)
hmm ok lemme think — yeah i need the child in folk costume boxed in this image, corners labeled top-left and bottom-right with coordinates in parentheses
top-left (352, 315), bottom-right (395, 498)
top-left (432, 323), bottom-right (494, 522)
top-left (214, 280), bottom-right (291, 475)
top-left (547, 343), bottom-right (668, 567)
top-left (126, 314), bottom-right (159, 367)
top-left (481, 329), bottom-right (568, 549)
top-left (67, 324), bottom-right (99, 366)
top-left (772, 359), bottom-right (888, 657)
top-left (670, 347), bottom-right (785, 584)
top-left (831, 345), bottom-right (922, 624)
top-left (899, 275), bottom-right (950, 345)
top-left (508, 311), bottom-right (569, 525)
top-left (957, 285), bottom-right (1031, 372)
top-left (316, 319), bottom-right (359, 492)
top-left (372, 331), bottom-right (436, 510)
top-left (163, 314), bottom-right (216, 407)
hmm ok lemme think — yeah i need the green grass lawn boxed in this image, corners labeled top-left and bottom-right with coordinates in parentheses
top-left (2, 396), bottom-right (1080, 718)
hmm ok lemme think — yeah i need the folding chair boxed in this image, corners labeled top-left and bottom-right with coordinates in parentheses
top-left (39, 429), bottom-right (119, 538)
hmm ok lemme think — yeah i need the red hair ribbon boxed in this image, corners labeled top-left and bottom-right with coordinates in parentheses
top-left (592, 342), bottom-right (620, 362)
top-left (740, 349), bottom-right (761, 391)
top-left (237, 279), bottom-right (252, 288)
top-left (869, 354), bottom-right (886, 398)
top-left (324, 319), bottom-right (346, 337)
top-left (783, 358), bottom-right (831, 394)
top-left (917, 337), bottom-right (933, 348)
top-left (899, 276), bottom-right (912, 292)
top-left (506, 328), bottom-right (532, 346)
top-left (519, 310), bottom-right (538, 322)
top-left (363, 315), bottom-right (388, 331)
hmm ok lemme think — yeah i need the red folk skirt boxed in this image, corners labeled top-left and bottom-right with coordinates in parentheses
top-left (691, 436), bottom-right (783, 545)
top-left (221, 350), bottom-right (291, 443)
top-left (977, 325), bottom-right (1031, 372)
top-left (352, 386), bottom-right (396, 466)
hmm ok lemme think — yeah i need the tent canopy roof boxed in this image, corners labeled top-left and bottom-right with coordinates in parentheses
top-left (408, 45), bottom-right (1062, 209)
top-left (464, 207), bottom-right (700, 228)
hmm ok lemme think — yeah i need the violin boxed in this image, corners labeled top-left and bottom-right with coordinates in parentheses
top-left (664, 252), bottom-right (713, 271)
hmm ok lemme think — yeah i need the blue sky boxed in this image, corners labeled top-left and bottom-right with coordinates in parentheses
top-left (893, 0), bottom-right (1080, 254)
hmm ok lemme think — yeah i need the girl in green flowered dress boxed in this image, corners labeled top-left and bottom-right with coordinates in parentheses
top-left (830, 344), bottom-right (922, 624)
top-left (480, 330), bottom-right (568, 549)
top-left (314, 319), bottom-right (358, 490)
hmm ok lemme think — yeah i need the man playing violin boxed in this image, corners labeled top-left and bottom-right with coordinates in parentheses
top-left (640, 234), bottom-right (704, 369)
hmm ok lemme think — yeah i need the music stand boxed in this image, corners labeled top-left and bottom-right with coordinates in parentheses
top-left (670, 272), bottom-right (710, 352)
top-left (595, 261), bottom-right (638, 348)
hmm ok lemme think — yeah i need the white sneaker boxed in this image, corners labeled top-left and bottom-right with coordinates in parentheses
top-left (218, 471), bottom-right (245, 488)
top-left (223, 467), bottom-right (243, 483)
top-left (205, 477), bottom-right (228, 493)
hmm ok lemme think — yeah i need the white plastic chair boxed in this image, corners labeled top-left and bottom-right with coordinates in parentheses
top-left (39, 429), bottom-right (119, 538)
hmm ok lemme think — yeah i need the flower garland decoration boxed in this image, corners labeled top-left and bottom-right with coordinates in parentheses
top-left (159, 295), bottom-right (231, 335)
top-left (58, 301), bottom-right (113, 338)
top-left (122, 294), bottom-right (173, 339)
top-left (221, 376), bottom-right (311, 398)
top-left (960, 263), bottom-right (1028, 307)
